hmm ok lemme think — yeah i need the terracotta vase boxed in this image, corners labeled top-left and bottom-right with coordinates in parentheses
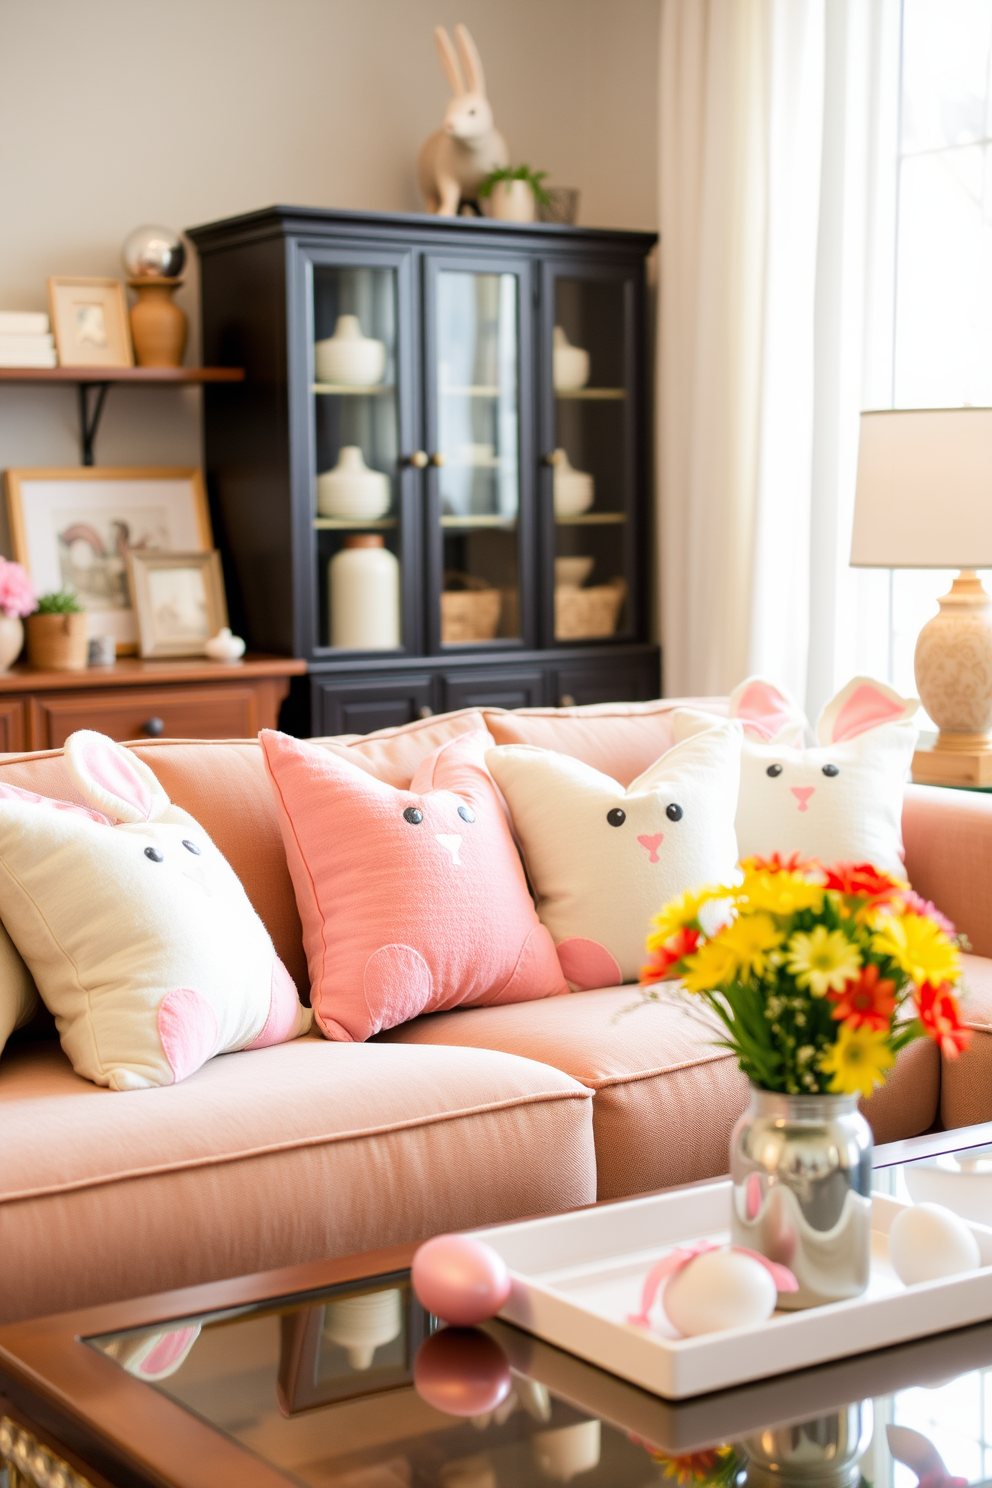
top-left (27, 612), bottom-right (88, 671)
top-left (128, 277), bottom-right (187, 367)
top-left (0, 614), bottom-right (24, 671)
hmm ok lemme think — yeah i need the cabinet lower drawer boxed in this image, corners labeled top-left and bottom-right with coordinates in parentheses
top-left (29, 684), bottom-right (274, 750)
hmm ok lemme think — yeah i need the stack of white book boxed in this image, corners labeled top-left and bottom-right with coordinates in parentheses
top-left (0, 312), bottom-right (57, 368)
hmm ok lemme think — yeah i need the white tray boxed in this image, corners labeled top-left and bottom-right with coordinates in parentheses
top-left (479, 1181), bottom-right (992, 1400)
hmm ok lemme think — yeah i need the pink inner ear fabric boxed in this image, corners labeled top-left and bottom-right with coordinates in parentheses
top-left (735, 681), bottom-right (795, 741)
top-left (157, 988), bottom-right (219, 1084)
top-left (0, 780), bottom-right (112, 827)
top-left (830, 683), bottom-right (905, 743)
top-left (78, 738), bottom-right (153, 819)
top-left (137, 1328), bottom-right (199, 1379)
top-left (260, 728), bottom-right (568, 1042)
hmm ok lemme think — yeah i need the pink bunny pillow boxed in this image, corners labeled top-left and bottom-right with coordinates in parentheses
top-left (0, 731), bottom-right (311, 1089)
top-left (260, 728), bottom-right (569, 1041)
top-left (678, 676), bottom-right (919, 878)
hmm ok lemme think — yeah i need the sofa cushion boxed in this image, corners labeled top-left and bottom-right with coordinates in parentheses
top-left (936, 952), bottom-right (992, 1129)
top-left (380, 985), bottom-right (941, 1200)
top-left (0, 1034), bottom-right (594, 1325)
top-left (483, 698), bottom-right (728, 787)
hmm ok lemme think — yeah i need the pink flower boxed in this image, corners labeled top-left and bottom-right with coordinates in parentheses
top-left (0, 560), bottom-right (36, 618)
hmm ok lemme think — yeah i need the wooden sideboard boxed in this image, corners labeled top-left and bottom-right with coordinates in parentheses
top-left (0, 655), bottom-right (306, 752)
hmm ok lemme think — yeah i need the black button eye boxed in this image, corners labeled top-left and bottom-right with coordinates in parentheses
top-left (822, 763), bottom-right (840, 777)
top-left (607, 808), bottom-right (626, 827)
top-left (666, 803), bottom-right (683, 822)
top-left (182, 840), bottom-right (201, 855)
top-left (457, 805), bottom-right (475, 823)
top-left (403, 807), bottom-right (424, 825)
top-left (144, 847), bottom-right (163, 863)
top-left (766, 763), bottom-right (783, 778)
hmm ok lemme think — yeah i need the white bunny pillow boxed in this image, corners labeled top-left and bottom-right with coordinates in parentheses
top-left (0, 731), bottom-right (311, 1090)
top-left (676, 676), bottom-right (918, 879)
top-left (486, 721), bottom-right (742, 989)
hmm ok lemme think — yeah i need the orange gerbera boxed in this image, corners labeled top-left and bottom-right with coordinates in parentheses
top-left (824, 862), bottom-right (902, 902)
top-left (641, 926), bottom-right (700, 985)
top-left (828, 962), bottom-right (897, 1030)
top-left (917, 981), bottom-right (970, 1058)
top-left (745, 852), bottom-right (821, 877)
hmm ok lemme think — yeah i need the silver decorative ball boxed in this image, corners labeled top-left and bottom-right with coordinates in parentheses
top-left (122, 224), bottom-right (185, 280)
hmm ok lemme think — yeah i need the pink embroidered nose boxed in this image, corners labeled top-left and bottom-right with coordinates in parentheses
top-left (638, 832), bottom-right (664, 862)
top-left (791, 786), bottom-right (815, 811)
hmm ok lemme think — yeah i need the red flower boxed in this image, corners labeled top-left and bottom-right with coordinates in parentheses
top-left (641, 926), bottom-right (700, 985)
top-left (828, 963), bottom-right (897, 1030)
top-left (901, 890), bottom-right (957, 939)
top-left (824, 862), bottom-right (902, 902)
top-left (748, 852), bottom-right (821, 876)
top-left (916, 981), bottom-right (970, 1058)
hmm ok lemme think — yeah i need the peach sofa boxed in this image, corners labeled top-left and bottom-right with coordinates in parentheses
top-left (2, 699), bottom-right (992, 1328)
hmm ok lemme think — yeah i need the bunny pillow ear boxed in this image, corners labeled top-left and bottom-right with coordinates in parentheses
top-left (64, 731), bottom-right (171, 823)
top-left (728, 676), bottom-right (808, 747)
top-left (434, 26), bottom-right (466, 95)
top-left (816, 677), bottom-right (919, 746)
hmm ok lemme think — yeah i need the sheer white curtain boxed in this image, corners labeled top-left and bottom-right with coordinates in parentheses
top-left (657, 0), bottom-right (900, 716)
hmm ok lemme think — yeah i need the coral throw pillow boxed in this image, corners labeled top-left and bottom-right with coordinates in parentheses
top-left (0, 731), bottom-right (312, 1090)
top-left (485, 721), bottom-right (743, 989)
top-left (261, 730), bottom-right (569, 1040)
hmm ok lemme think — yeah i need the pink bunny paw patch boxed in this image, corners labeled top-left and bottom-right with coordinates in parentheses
top-left (157, 987), bottom-right (219, 1084)
top-left (555, 937), bottom-right (622, 992)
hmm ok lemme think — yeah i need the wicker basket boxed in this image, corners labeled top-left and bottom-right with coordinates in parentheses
top-left (555, 577), bottom-right (626, 640)
top-left (441, 573), bottom-right (502, 643)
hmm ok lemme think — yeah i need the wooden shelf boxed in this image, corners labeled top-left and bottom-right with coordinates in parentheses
top-left (312, 383), bottom-right (394, 396)
top-left (555, 387), bottom-right (626, 400)
top-left (0, 366), bottom-right (244, 384)
top-left (440, 514), bottom-right (517, 529)
top-left (314, 517), bottom-right (396, 530)
top-left (440, 385), bottom-right (502, 397)
top-left (0, 652), bottom-right (305, 696)
top-left (556, 512), bottom-right (627, 525)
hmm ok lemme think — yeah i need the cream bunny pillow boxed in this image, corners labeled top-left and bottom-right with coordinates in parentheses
top-left (0, 731), bottom-right (311, 1089)
top-left (486, 721), bottom-right (742, 988)
top-left (0, 923), bottom-right (39, 1061)
top-left (676, 676), bottom-right (918, 879)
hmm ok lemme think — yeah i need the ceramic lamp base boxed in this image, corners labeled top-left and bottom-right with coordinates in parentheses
top-left (913, 570), bottom-right (992, 785)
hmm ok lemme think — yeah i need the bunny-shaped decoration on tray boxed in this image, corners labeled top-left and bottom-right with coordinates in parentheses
top-left (418, 24), bottom-right (509, 216)
top-left (0, 731), bottom-right (311, 1089)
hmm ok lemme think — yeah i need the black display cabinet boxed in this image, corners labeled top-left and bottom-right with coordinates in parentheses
top-left (187, 206), bottom-right (659, 736)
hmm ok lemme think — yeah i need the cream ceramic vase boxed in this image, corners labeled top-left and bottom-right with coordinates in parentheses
top-left (317, 446), bottom-right (391, 520)
top-left (552, 326), bottom-right (590, 390)
top-left (552, 450), bottom-right (594, 516)
top-left (314, 315), bottom-right (386, 386)
top-left (329, 535), bottom-right (400, 650)
top-left (487, 179), bottom-right (536, 222)
top-left (323, 1288), bottom-right (402, 1370)
top-left (0, 615), bottom-right (24, 671)
top-left (914, 570), bottom-right (992, 745)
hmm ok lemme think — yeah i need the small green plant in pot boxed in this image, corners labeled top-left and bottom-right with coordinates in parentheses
top-left (27, 589), bottom-right (89, 672)
top-left (478, 165), bottom-right (551, 222)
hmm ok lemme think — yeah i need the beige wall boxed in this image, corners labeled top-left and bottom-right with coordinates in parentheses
top-left (0, 0), bottom-right (659, 509)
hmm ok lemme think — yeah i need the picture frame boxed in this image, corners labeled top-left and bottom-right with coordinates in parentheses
top-left (5, 466), bottom-right (213, 653)
top-left (47, 276), bottom-right (133, 368)
top-left (127, 549), bottom-right (227, 659)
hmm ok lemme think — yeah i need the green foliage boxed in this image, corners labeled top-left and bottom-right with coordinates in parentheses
top-left (35, 588), bottom-right (83, 614)
top-left (478, 164), bottom-right (552, 206)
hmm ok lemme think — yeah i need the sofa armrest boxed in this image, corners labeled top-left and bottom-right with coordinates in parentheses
top-left (902, 783), bottom-right (992, 956)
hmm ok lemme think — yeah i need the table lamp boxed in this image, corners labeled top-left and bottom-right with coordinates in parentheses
top-left (852, 408), bottom-right (992, 786)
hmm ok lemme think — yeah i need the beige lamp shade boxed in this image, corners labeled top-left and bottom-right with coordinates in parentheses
top-left (851, 408), bottom-right (992, 568)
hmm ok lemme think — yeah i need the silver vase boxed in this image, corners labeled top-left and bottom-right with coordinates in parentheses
top-left (730, 1084), bottom-right (873, 1309)
top-left (742, 1401), bottom-right (873, 1488)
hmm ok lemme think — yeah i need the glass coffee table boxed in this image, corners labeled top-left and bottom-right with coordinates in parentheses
top-left (4, 1124), bottom-right (992, 1488)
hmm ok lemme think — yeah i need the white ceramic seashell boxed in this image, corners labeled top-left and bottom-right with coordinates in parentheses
top-left (553, 326), bottom-right (590, 391)
top-left (553, 450), bottom-right (594, 516)
top-left (204, 627), bottom-right (245, 662)
top-left (317, 446), bottom-right (391, 520)
top-left (314, 314), bottom-right (386, 387)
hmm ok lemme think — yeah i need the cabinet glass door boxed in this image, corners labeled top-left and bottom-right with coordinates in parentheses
top-left (545, 270), bottom-right (637, 646)
top-left (312, 259), bottom-right (413, 655)
top-left (426, 260), bottom-right (532, 651)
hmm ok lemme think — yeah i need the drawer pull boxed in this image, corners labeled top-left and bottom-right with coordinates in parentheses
top-left (143, 716), bottom-right (165, 737)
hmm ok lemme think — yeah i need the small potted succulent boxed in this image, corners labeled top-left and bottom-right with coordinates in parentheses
top-left (478, 164), bottom-right (551, 223)
top-left (26, 589), bottom-right (88, 671)
top-left (0, 559), bottom-right (36, 671)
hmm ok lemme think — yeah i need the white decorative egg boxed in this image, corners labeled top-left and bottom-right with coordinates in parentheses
top-left (889, 1203), bottom-right (981, 1286)
top-left (663, 1249), bottom-right (778, 1336)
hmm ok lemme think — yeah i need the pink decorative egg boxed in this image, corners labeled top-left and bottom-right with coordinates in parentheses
top-left (411, 1234), bottom-right (512, 1325)
top-left (414, 1328), bottom-right (512, 1416)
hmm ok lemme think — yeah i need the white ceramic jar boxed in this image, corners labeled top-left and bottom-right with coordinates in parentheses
top-left (317, 446), bottom-right (391, 520)
top-left (0, 615), bottom-right (24, 671)
top-left (553, 450), bottom-right (594, 515)
top-left (329, 535), bottom-right (400, 649)
top-left (314, 314), bottom-right (386, 387)
top-left (553, 327), bottom-right (590, 391)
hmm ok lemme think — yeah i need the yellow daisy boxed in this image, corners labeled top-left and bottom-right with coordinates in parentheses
top-left (819, 1023), bottom-right (894, 1098)
top-left (647, 885), bottom-right (728, 947)
top-left (742, 868), bottom-right (824, 918)
top-left (681, 937), bottom-right (741, 993)
top-left (785, 926), bottom-right (861, 996)
top-left (872, 912), bottom-right (960, 987)
top-left (714, 913), bottom-right (783, 981)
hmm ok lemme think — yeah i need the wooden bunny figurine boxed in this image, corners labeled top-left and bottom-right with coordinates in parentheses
top-left (418, 24), bottom-right (509, 216)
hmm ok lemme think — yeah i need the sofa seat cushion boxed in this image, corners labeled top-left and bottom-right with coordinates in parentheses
top-left (380, 986), bottom-right (941, 1200)
top-left (0, 1034), bottom-right (594, 1325)
top-left (937, 952), bottom-right (992, 1129)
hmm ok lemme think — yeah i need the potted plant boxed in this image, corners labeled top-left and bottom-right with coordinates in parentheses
top-left (26, 589), bottom-right (88, 671)
top-left (0, 559), bottom-right (36, 671)
top-left (640, 855), bottom-right (969, 1307)
top-left (478, 165), bottom-right (551, 223)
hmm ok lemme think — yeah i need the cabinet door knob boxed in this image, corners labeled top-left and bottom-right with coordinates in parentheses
top-left (558, 694), bottom-right (576, 709)
top-left (406, 451), bottom-right (429, 469)
top-left (430, 452), bottom-right (446, 467)
top-left (143, 716), bottom-right (165, 737)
